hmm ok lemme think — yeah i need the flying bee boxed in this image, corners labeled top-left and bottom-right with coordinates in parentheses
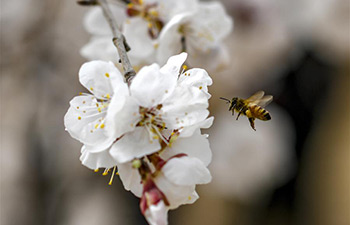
top-left (220, 91), bottom-right (273, 131)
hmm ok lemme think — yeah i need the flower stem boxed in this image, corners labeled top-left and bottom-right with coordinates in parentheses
top-left (78, 0), bottom-right (136, 84)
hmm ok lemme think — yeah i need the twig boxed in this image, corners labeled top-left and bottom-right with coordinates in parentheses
top-left (78, 0), bottom-right (136, 84)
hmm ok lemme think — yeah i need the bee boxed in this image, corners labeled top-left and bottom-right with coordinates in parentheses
top-left (220, 91), bottom-right (273, 131)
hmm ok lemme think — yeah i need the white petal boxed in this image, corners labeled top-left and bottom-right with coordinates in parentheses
top-left (130, 64), bottom-right (177, 108)
top-left (84, 6), bottom-right (126, 35)
top-left (157, 13), bottom-right (191, 65)
top-left (105, 95), bottom-right (140, 139)
top-left (80, 37), bottom-right (119, 62)
top-left (159, 52), bottom-right (187, 76)
top-left (124, 18), bottom-right (155, 62)
top-left (179, 117), bottom-right (214, 138)
top-left (178, 68), bottom-right (212, 96)
top-left (79, 61), bottom-right (125, 99)
top-left (80, 145), bottom-right (117, 170)
top-left (160, 132), bottom-right (212, 166)
top-left (144, 201), bottom-right (168, 225)
top-left (110, 127), bottom-right (161, 163)
top-left (157, 0), bottom-right (198, 21)
top-left (154, 174), bottom-right (196, 209)
top-left (161, 85), bottom-right (209, 129)
top-left (162, 156), bottom-right (211, 186)
top-left (117, 162), bottom-right (143, 197)
top-left (64, 95), bottom-right (111, 147)
top-left (186, 2), bottom-right (233, 51)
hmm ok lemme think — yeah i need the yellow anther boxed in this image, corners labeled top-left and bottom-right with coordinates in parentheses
top-left (94, 169), bottom-right (99, 172)
top-left (149, 10), bottom-right (158, 17)
top-left (78, 116), bottom-right (81, 120)
top-left (182, 65), bottom-right (188, 70)
top-left (77, 106), bottom-right (79, 109)
top-left (100, 124), bottom-right (105, 129)
top-left (105, 73), bottom-right (110, 78)
top-left (90, 87), bottom-right (94, 91)
top-left (153, 135), bottom-right (159, 139)
top-left (95, 124), bottom-right (99, 129)
top-left (98, 107), bottom-right (102, 113)
top-left (148, 22), bottom-right (153, 28)
top-left (96, 103), bottom-right (99, 107)
top-left (102, 171), bottom-right (108, 176)
top-left (188, 196), bottom-right (192, 200)
top-left (199, 86), bottom-right (203, 90)
top-left (153, 43), bottom-right (159, 49)
top-left (79, 92), bottom-right (83, 95)
top-left (127, 3), bottom-right (133, 8)
top-left (106, 93), bottom-right (110, 99)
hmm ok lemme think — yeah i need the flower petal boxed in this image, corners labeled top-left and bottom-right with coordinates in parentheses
top-left (162, 156), bottom-right (212, 186)
top-left (130, 64), bottom-right (177, 108)
top-left (105, 95), bottom-right (140, 140)
top-left (80, 37), bottom-right (119, 61)
top-left (84, 6), bottom-right (126, 35)
top-left (123, 18), bottom-right (155, 64)
top-left (64, 95), bottom-right (111, 147)
top-left (80, 145), bottom-right (117, 170)
top-left (79, 60), bottom-right (125, 99)
top-left (160, 132), bottom-right (212, 166)
top-left (144, 200), bottom-right (168, 225)
top-left (117, 162), bottom-right (143, 197)
top-left (157, 13), bottom-right (191, 65)
top-left (110, 127), bottom-right (161, 163)
top-left (154, 174), bottom-right (196, 209)
top-left (162, 85), bottom-right (209, 129)
top-left (159, 52), bottom-right (187, 76)
top-left (179, 117), bottom-right (214, 138)
top-left (178, 68), bottom-right (212, 97)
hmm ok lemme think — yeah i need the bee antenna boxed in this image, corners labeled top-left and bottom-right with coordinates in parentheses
top-left (219, 97), bottom-right (230, 104)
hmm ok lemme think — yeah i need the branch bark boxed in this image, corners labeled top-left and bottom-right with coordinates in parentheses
top-left (78, 0), bottom-right (136, 84)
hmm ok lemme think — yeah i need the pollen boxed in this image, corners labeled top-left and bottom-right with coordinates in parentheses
top-left (90, 87), bottom-right (94, 91)
top-left (188, 196), bottom-right (192, 200)
top-left (95, 124), bottom-right (99, 129)
top-left (78, 116), bottom-right (81, 120)
top-left (77, 106), bottom-right (79, 109)
top-left (100, 124), bottom-right (105, 129)
top-left (105, 73), bottom-right (110, 78)
top-left (153, 135), bottom-right (159, 139)
top-left (98, 107), bottom-right (102, 113)
top-left (199, 86), bottom-right (203, 90)
top-left (106, 93), bottom-right (111, 99)
top-left (182, 65), bottom-right (188, 70)
top-left (94, 169), bottom-right (99, 172)
top-left (79, 92), bottom-right (83, 95)
top-left (148, 22), bottom-right (153, 28)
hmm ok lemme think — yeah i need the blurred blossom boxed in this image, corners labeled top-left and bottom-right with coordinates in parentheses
top-left (209, 105), bottom-right (296, 203)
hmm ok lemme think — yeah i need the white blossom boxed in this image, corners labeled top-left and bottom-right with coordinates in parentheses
top-left (81, 0), bottom-right (199, 66)
top-left (157, 1), bottom-right (233, 69)
top-left (65, 53), bottom-right (212, 170)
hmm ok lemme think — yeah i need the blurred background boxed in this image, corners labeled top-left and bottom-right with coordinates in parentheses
top-left (1, 0), bottom-right (349, 225)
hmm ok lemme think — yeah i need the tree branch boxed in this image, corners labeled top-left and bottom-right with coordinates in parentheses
top-left (78, 0), bottom-right (136, 84)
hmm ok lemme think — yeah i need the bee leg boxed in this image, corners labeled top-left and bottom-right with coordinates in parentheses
top-left (236, 109), bottom-right (244, 120)
top-left (248, 117), bottom-right (256, 131)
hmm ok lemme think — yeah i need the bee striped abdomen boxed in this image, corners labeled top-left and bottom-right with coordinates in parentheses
top-left (250, 105), bottom-right (271, 121)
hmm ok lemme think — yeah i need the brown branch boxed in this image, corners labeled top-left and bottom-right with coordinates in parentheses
top-left (78, 0), bottom-right (136, 84)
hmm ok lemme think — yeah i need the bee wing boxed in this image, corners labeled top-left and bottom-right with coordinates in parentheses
top-left (246, 91), bottom-right (265, 101)
top-left (254, 95), bottom-right (273, 107)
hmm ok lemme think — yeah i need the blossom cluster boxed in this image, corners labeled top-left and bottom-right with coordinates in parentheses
top-left (81, 0), bottom-right (233, 71)
top-left (64, 53), bottom-right (213, 224)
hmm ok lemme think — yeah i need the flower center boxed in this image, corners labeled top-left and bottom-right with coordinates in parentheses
top-left (126, 0), bottom-right (164, 39)
top-left (137, 104), bottom-right (168, 144)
